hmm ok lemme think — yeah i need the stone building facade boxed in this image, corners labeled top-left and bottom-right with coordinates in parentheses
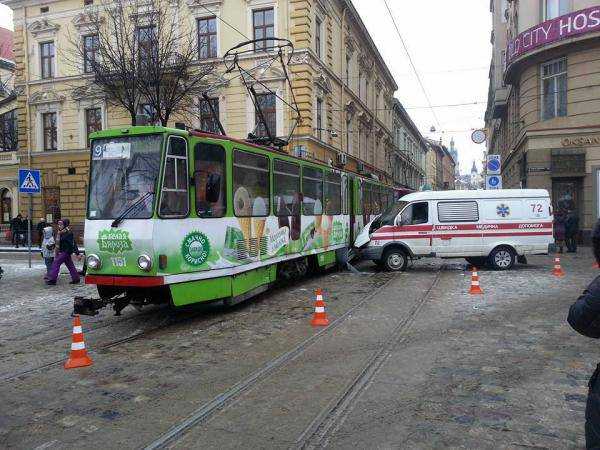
top-left (4, 0), bottom-right (402, 232)
top-left (485, 0), bottom-right (600, 239)
top-left (0, 26), bottom-right (19, 229)
top-left (391, 99), bottom-right (427, 191)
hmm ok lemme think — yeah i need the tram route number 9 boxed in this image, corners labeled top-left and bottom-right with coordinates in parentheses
top-left (111, 257), bottom-right (127, 267)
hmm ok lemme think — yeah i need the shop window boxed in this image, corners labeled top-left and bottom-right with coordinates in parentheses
top-left (253, 8), bottom-right (274, 52)
top-left (0, 188), bottom-right (12, 223)
top-left (302, 166), bottom-right (323, 215)
top-left (159, 136), bottom-right (189, 217)
top-left (197, 17), bottom-right (218, 59)
top-left (43, 187), bottom-right (61, 223)
top-left (273, 159), bottom-right (300, 217)
top-left (194, 142), bottom-right (226, 218)
top-left (541, 58), bottom-right (567, 121)
top-left (199, 97), bottom-right (220, 134)
top-left (324, 171), bottom-right (341, 215)
top-left (233, 150), bottom-right (269, 217)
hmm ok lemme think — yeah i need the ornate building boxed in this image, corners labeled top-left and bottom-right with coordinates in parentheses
top-left (485, 0), bottom-right (600, 239)
top-left (5, 0), bottom-right (400, 232)
top-left (391, 99), bottom-right (427, 191)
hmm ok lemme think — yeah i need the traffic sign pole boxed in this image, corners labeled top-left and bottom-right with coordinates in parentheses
top-left (28, 194), bottom-right (32, 268)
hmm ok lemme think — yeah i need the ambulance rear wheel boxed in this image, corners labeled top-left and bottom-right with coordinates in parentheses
top-left (383, 248), bottom-right (408, 272)
top-left (488, 247), bottom-right (515, 271)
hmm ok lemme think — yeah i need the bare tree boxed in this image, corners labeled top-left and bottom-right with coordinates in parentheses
top-left (66, 0), bottom-right (215, 126)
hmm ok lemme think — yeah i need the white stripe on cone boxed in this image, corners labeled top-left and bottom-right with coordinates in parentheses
top-left (315, 307), bottom-right (325, 313)
top-left (316, 295), bottom-right (323, 301)
top-left (73, 326), bottom-right (82, 334)
top-left (71, 342), bottom-right (85, 350)
top-left (472, 281), bottom-right (480, 286)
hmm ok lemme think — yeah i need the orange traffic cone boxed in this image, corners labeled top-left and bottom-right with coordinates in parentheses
top-left (64, 315), bottom-right (93, 369)
top-left (552, 257), bottom-right (565, 277)
top-left (469, 268), bottom-right (483, 295)
top-left (311, 289), bottom-right (330, 327)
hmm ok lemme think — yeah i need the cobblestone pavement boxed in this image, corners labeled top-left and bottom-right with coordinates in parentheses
top-left (0, 251), bottom-right (598, 449)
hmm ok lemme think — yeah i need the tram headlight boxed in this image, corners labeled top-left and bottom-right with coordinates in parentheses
top-left (86, 254), bottom-right (101, 270)
top-left (137, 254), bottom-right (152, 272)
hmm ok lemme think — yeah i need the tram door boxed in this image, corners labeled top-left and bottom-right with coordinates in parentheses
top-left (348, 175), bottom-right (356, 245)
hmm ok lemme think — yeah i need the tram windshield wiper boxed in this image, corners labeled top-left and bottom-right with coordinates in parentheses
top-left (111, 191), bottom-right (154, 228)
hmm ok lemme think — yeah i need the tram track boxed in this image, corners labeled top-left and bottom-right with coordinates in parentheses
top-left (0, 306), bottom-right (231, 382)
top-left (294, 266), bottom-right (444, 449)
top-left (142, 270), bottom-right (433, 450)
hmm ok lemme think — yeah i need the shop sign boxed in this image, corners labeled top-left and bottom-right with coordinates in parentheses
top-left (507, 6), bottom-right (600, 65)
top-left (562, 136), bottom-right (600, 147)
top-left (527, 167), bottom-right (550, 173)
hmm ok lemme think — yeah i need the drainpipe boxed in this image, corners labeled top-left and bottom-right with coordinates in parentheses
top-left (340, 3), bottom-right (347, 158)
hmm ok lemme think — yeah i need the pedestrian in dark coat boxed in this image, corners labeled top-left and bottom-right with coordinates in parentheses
top-left (568, 219), bottom-right (600, 448)
top-left (10, 213), bottom-right (22, 248)
top-left (36, 217), bottom-right (47, 246)
top-left (554, 210), bottom-right (566, 253)
top-left (46, 218), bottom-right (80, 285)
top-left (566, 210), bottom-right (580, 253)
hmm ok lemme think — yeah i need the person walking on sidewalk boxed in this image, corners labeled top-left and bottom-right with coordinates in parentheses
top-left (40, 225), bottom-right (55, 280)
top-left (10, 213), bottom-right (22, 248)
top-left (36, 217), bottom-right (47, 246)
top-left (568, 219), bottom-right (600, 448)
top-left (554, 210), bottom-right (566, 253)
top-left (566, 210), bottom-right (580, 253)
top-left (46, 219), bottom-right (80, 285)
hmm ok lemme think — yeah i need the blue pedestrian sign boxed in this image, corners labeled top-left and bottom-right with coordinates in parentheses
top-left (486, 175), bottom-right (503, 190)
top-left (18, 169), bottom-right (41, 194)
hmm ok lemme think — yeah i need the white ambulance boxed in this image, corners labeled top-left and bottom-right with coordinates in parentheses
top-left (355, 189), bottom-right (554, 271)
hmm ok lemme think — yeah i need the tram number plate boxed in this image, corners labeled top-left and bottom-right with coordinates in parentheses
top-left (111, 257), bottom-right (127, 267)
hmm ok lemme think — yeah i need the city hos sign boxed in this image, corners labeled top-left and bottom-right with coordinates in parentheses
top-left (507, 6), bottom-right (600, 65)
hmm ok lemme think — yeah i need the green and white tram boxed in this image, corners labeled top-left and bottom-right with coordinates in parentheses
top-left (78, 125), bottom-right (400, 315)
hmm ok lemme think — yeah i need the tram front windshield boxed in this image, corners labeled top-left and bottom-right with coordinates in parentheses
top-left (88, 135), bottom-right (162, 220)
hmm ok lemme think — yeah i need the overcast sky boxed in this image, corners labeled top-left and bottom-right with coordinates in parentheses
top-left (354, 0), bottom-right (492, 174)
top-left (0, 1), bottom-right (491, 174)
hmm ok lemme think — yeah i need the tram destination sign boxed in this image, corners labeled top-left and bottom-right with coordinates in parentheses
top-left (507, 6), bottom-right (600, 65)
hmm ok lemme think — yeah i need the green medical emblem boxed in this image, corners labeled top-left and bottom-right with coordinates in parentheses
top-left (97, 229), bottom-right (133, 254)
top-left (182, 231), bottom-right (211, 266)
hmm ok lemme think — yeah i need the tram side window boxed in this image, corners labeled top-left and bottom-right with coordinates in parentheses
top-left (356, 182), bottom-right (363, 214)
top-left (273, 160), bottom-right (300, 216)
top-left (233, 150), bottom-right (270, 217)
top-left (302, 166), bottom-right (323, 215)
top-left (324, 172), bottom-right (341, 215)
top-left (194, 142), bottom-right (226, 218)
top-left (364, 183), bottom-right (372, 216)
top-left (159, 136), bottom-right (189, 218)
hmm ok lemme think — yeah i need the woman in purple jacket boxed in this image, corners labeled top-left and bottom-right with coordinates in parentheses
top-left (46, 219), bottom-right (80, 285)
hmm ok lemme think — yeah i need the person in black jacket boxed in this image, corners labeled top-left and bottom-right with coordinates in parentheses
top-left (568, 219), bottom-right (600, 448)
top-left (45, 218), bottom-right (80, 285)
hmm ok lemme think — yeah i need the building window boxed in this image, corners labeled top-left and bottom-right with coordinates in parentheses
top-left (253, 8), bottom-right (274, 52)
top-left (541, 58), bottom-right (567, 121)
top-left (0, 109), bottom-right (17, 151)
top-left (85, 108), bottom-right (102, 143)
top-left (197, 17), bottom-right (217, 59)
top-left (346, 118), bottom-right (352, 154)
top-left (84, 0), bottom-right (94, 5)
top-left (544, 0), bottom-right (569, 20)
top-left (138, 103), bottom-right (158, 124)
top-left (315, 17), bottom-right (322, 59)
top-left (42, 112), bottom-right (57, 151)
top-left (136, 26), bottom-right (157, 64)
top-left (345, 54), bottom-right (351, 86)
top-left (83, 34), bottom-right (99, 73)
top-left (365, 79), bottom-right (369, 107)
top-left (40, 42), bottom-right (55, 79)
top-left (255, 93), bottom-right (276, 137)
top-left (199, 97), bottom-right (220, 134)
top-left (358, 70), bottom-right (362, 98)
top-left (316, 98), bottom-right (323, 141)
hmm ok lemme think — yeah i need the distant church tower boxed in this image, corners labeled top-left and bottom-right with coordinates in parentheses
top-left (470, 160), bottom-right (481, 189)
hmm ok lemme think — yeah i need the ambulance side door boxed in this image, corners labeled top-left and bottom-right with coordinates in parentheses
top-left (433, 200), bottom-right (482, 256)
top-left (394, 201), bottom-right (433, 256)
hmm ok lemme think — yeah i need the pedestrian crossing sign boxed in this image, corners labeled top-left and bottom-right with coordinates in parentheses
top-left (18, 169), bottom-right (41, 193)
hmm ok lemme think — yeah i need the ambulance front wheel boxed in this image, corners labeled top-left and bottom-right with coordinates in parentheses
top-left (382, 248), bottom-right (408, 272)
top-left (488, 246), bottom-right (516, 271)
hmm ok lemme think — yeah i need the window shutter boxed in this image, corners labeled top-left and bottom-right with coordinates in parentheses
top-left (438, 201), bottom-right (479, 222)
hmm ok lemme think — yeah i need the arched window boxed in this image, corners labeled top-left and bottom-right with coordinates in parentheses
top-left (0, 188), bottom-right (12, 223)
